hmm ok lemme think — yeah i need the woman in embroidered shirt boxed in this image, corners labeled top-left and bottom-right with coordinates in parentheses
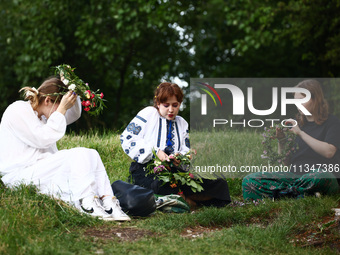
top-left (121, 82), bottom-right (231, 207)
top-left (0, 77), bottom-right (130, 221)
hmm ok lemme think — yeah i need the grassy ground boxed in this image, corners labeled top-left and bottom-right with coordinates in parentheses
top-left (0, 130), bottom-right (339, 254)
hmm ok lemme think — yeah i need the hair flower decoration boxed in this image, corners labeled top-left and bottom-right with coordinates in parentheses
top-left (62, 79), bottom-right (69, 85)
top-left (53, 64), bottom-right (106, 116)
top-left (25, 87), bottom-right (39, 98)
top-left (68, 84), bottom-right (76, 91)
top-left (25, 91), bottom-right (35, 97)
top-left (32, 87), bottom-right (39, 94)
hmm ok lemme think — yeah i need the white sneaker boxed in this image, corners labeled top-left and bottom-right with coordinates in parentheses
top-left (80, 195), bottom-right (114, 221)
top-left (102, 196), bottom-right (131, 221)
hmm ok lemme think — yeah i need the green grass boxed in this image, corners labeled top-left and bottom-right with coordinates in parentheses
top-left (0, 130), bottom-right (339, 254)
top-left (191, 129), bottom-right (264, 179)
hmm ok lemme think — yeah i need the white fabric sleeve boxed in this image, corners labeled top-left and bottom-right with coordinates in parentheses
top-left (121, 107), bottom-right (157, 164)
top-left (178, 117), bottom-right (190, 155)
top-left (65, 97), bottom-right (82, 125)
top-left (5, 102), bottom-right (66, 149)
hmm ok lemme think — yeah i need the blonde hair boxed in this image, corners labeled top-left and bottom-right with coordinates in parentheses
top-left (20, 77), bottom-right (67, 110)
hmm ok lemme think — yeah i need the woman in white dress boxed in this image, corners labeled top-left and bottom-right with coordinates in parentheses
top-left (0, 77), bottom-right (130, 221)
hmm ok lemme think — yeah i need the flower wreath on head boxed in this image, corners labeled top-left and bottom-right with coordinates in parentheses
top-left (261, 124), bottom-right (298, 164)
top-left (146, 149), bottom-right (204, 194)
top-left (53, 64), bottom-right (106, 116)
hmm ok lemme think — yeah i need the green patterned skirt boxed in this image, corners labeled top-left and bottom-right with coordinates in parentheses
top-left (242, 170), bottom-right (339, 201)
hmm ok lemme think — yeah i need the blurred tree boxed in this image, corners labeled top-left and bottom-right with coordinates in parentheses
top-left (0, 0), bottom-right (194, 129)
top-left (185, 0), bottom-right (340, 78)
top-left (1, 0), bottom-right (340, 129)
top-left (0, 0), bottom-right (65, 111)
top-left (184, 0), bottom-right (340, 117)
top-left (73, 0), bottom-right (195, 128)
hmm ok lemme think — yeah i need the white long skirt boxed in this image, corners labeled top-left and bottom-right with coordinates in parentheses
top-left (1, 147), bottom-right (113, 206)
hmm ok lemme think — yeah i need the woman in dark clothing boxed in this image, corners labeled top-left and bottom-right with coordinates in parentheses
top-left (243, 79), bottom-right (340, 200)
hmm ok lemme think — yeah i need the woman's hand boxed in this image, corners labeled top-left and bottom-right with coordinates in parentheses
top-left (168, 153), bottom-right (182, 166)
top-left (157, 150), bottom-right (181, 166)
top-left (284, 118), bottom-right (336, 158)
top-left (171, 153), bottom-right (181, 166)
top-left (57, 91), bottom-right (77, 115)
top-left (285, 118), bottom-right (302, 136)
top-left (275, 127), bottom-right (285, 140)
top-left (157, 150), bottom-right (169, 162)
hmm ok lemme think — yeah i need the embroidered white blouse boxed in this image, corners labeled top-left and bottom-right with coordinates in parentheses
top-left (0, 99), bottom-right (81, 175)
top-left (121, 106), bottom-right (190, 164)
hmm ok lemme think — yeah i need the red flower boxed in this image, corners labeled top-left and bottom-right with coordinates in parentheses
top-left (170, 183), bottom-right (177, 188)
top-left (81, 101), bottom-right (86, 106)
top-left (84, 107), bottom-right (90, 112)
top-left (85, 90), bottom-right (91, 99)
top-left (90, 93), bottom-right (95, 99)
top-left (189, 173), bottom-right (194, 179)
top-left (85, 100), bottom-right (91, 106)
top-left (100, 92), bottom-right (104, 99)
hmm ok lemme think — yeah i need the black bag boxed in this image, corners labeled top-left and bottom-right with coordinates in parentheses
top-left (111, 180), bottom-right (156, 217)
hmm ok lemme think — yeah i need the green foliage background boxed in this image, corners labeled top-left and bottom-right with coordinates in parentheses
top-left (1, 0), bottom-right (340, 129)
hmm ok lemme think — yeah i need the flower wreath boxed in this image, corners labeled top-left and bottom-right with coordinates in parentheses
top-left (53, 64), bottom-right (106, 116)
top-left (146, 150), bottom-right (204, 194)
top-left (261, 124), bottom-right (298, 164)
